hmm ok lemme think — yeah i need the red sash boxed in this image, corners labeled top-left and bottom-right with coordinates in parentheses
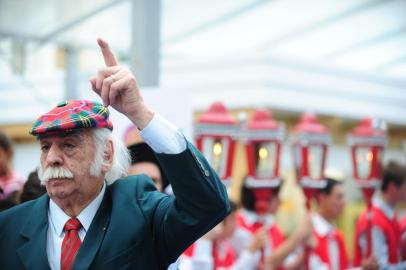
top-left (313, 229), bottom-right (349, 269)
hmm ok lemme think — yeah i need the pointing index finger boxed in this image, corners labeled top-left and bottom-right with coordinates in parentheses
top-left (97, 38), bottom-right (118, 67)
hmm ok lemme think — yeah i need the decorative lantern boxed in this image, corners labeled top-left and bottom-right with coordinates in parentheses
top-left (195, 102), bottom-right (239, 186)
top-left (347, 118), bottom-right (386, 203)
top-left (291, 113), bottom-right (331, 208)
top-left (348, 117), bottom-right (386, 258)
top-left (241, 109), bottom-right (285, 214)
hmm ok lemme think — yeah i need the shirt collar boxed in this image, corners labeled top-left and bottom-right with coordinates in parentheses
top-left (312, 213), bottom-right (334, 237)
top-left (48, 182), bottom-right (106, 236)
top-left (373, 194), bottom-right (394, 220)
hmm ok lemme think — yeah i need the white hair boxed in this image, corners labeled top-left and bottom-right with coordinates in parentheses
top-left (91, 128), bottom-right (131, 184)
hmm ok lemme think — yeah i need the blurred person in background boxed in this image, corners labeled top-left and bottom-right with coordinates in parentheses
top-left (234, 180), bottom-right (312, 270)
top-left (309, 177), bottom-right (349, 270)
top-left (0, 130), bottom-right (24, 211)
top-left (179, 200), bottom-right (239, 269)
top-left (127, 141), bottom-right (169, 193)
top-left (354, 161), bottom-right (406, 269)
top-left (180, 200), bottom-right (269, 270)
top-left (19, 169), bottom-right (46, 203)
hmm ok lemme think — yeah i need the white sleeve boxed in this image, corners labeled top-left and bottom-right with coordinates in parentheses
top-left (140, 113), bottom-right (186, 154)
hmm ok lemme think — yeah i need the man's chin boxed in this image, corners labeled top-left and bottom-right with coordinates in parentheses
top-left (46, 179), bottom-right (73, 195)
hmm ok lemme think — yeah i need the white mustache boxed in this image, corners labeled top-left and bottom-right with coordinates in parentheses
top-left (39, 167), bottom-right (74, 184)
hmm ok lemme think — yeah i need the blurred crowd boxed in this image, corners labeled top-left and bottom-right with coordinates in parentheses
top-left (1, 128), bottom-right (405, 270)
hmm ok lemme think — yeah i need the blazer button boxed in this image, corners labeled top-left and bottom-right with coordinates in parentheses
top-left (204, 170), bottom-right (210, 177)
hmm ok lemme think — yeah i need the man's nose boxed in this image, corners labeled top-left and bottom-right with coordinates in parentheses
top-left (46, 144), bottom-right (63, 167)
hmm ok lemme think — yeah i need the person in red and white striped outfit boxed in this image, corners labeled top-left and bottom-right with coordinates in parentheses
top-left (309, 177), bottom-right (349, 270)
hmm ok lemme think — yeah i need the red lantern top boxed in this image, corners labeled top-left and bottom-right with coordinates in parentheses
top-left (294, 113), bottom-right (328, 134)
top-left (292, 113), bottom-right (331, 145)
top-left (348, 117), bottom-right (386, 146)
top-left (198, 102), bottom-right (237, 125)
top-left (242, 109), bottom-right (284, 141)
top-left (247, 109), bottom-right (278, 130)
top-left (195, 102), bottom-right (239, 137)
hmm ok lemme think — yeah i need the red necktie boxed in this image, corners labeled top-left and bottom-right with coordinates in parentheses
top-left (61, 218), bottom-right (82, 270)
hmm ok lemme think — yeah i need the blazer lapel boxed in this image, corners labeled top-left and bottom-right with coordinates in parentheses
top-left (17, 194), bottom-right (51, 270)
top-left (74, 187), bottom-right (111, 270)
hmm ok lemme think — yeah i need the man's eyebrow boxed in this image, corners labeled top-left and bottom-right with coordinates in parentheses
top-left (37, 131), bottom-right (85, 142)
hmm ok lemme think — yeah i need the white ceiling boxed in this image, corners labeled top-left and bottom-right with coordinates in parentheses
top-left (0, 0), bottom-right (405, 125)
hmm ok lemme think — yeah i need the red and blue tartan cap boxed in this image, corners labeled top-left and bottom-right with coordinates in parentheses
top-left (30, 100), bottom-right (113, 136)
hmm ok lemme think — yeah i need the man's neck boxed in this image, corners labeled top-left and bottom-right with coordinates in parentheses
top-left (380, 192), bottom-right (396, 208)
top-left (318, 209), bottom-right (333, 224)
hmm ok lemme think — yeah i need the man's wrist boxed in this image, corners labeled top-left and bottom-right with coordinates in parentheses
top-left (128, 104), bottom-right (155, 130)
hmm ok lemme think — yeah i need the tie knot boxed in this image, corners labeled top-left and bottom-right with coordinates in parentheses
top-left (64, 218), bottom-right (82, 231)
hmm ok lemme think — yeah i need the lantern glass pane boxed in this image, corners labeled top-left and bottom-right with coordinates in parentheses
top-left (356, 147), bottom-right (372, 180)
top-left (202, 138), bottom-right (228, 177)
top-left (308, 145), bottom-right (324, 180)
top-left (255, 142), bottom-right (276, 178)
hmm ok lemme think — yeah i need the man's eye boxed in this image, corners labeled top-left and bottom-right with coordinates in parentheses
top-left (64, 143), bottom-right (75, 150)
top-left (41, 145), bottom-right (50, 152)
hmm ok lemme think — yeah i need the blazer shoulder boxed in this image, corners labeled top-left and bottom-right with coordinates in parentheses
top-left (109, 174), bottom-right (157, 194)
top-left (108, 174), bottom-right (163, 209)
top-left (0, 198), bottom-right (43, 232)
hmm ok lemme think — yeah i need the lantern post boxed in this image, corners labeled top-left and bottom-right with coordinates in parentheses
top-left (194, 102), bottom-right (239, 186)
top-left (348, 117), bottom-right (386, 258)
top-left (291, 113), bottom-right (331, 270)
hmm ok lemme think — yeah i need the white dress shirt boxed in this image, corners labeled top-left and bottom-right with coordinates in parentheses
top-left (46, 113), bottom-right (186, 270)
top-left (47, 182), bottom-right (106, 270)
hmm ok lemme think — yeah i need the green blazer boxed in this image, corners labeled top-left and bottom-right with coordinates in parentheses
top-left (0, 141), bottom-right (229, 269)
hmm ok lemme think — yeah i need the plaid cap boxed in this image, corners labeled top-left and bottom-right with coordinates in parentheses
top-left (30, 100), bottom-right (113, 136)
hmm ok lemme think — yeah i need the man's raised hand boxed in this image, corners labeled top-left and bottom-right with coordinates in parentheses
top-left (90, 38), bottom-right (153, 129)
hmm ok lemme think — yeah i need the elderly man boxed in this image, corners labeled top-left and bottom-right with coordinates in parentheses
top-left (0, 39), bottom-right (229, 270)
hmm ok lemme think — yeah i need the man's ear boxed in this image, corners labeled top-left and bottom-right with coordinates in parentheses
top-left (101, 140), bottom-right (114, 173)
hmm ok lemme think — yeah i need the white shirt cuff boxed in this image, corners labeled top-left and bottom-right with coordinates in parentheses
top-left (140, 113), bottom-right (186, 154)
